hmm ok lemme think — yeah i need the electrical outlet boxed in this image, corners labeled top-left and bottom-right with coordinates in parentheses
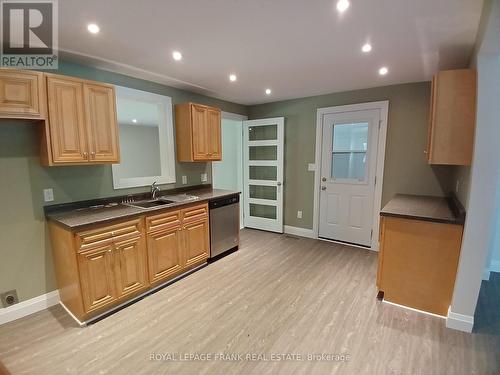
top-left (201, 173), bottom-right (208, 183)
top-left (43, 188), bottom-right (54, 202)
top-left (297, 210), bottom-right (303, 219)
top-left (1, 289), bottom-right (19, 307)
top-left (182, 175), bottom-right (187, 185)
top-left (455, 180), bottom-right (460, 193)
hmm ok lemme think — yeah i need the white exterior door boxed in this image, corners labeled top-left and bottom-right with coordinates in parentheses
top-left (319, 109), bottom-right (380, 246)
top-left (243, 117), bottom-right (284, 233)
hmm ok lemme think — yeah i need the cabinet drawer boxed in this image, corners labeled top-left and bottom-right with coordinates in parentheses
top-left (146, 210), bottom-right (181, 233)
top-left (76, 219), bottom-right (143, 251)
top-left (181, 203), bottom-right (208, 223)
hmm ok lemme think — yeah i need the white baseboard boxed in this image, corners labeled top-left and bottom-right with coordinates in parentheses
top-left (489, 260), bottom-right (500, 273)
top-left (446, 307), bottom-right (474, 333)
top-left (0, 290), bottom-right (60, 326)
top-left (284, 225), bottom-right (316, 239)
top-left (483, 268), bottom-right (491, 281)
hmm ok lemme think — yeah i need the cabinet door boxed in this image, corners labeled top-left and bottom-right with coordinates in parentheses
top-left (207, 108), bottom-right (221, 160)
top-left (0, 70), bottom-right (46, 118)
top-left (46, 76), bottom-right (88, 163)
top-left (113, 236), bottom-right (149, 298)
top-left (78, 244), bottom-right (118, 313)
top-left (147, 226), bottom-right (183, 284)
top-left (191, 104), bottom-right (210, 160)
top-left (84, 84), bottom-right (120, 163)
top-left (183, 218), bottom-right (210, 268)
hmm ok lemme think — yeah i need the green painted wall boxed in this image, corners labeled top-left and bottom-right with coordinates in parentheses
top-left (0, 61), bottom-right (247, 303)
top-left (248, 82), bottom-right (453, 229)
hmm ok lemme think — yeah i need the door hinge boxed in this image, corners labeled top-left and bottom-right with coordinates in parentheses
top-left (370, 229), bottom-right (373, 239)
top-left (374, 175), bottom-right (377, 186)
top-left (379, 120), bottom-right (382, 129)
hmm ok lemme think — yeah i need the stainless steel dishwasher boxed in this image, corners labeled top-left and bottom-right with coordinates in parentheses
top-left (209, 194), bottom-right (240, 259)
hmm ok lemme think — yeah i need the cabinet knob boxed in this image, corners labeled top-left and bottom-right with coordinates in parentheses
top-left (322, 177), bottom-right (327, 182)
top-left (83, 152), bottom-right (88, 158)
top-left (424, 150), bottom-right (428, 154)
top-left (321, 186), bottom-right (326, 191)
top-left (108, 249), bottom-right (111, 253)
top-left (91, 151), bottom-right (96, 158)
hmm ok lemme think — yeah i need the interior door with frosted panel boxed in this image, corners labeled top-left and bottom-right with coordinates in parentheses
top-left (319, 109), bottom-right (379, 246)
top-left (243, 117), bottom-right (284, 233)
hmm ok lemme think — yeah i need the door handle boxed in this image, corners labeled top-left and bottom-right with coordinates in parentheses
top-left (321, 186), bottom-right (326, 191)
top-left (277, 182), bottom-right (282, 186)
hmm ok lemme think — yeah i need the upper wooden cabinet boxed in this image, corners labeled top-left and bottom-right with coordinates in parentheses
top-left (44, 74), bottom-right (120, 165)
top-left (0, 69), bottom-right (46, 119)
top-left (175, 102), bottom-right (222, 162)
top-left (426, 69), bottom-right (476, 165)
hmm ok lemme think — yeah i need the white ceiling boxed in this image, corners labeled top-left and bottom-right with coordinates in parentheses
top-left (59, 0), bottom-right (483, 105)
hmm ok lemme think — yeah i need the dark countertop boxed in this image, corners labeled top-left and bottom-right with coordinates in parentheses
top-left (380, 194), bottom-right (465, 225)
top-left (46, 187), bottom-right (240, 231)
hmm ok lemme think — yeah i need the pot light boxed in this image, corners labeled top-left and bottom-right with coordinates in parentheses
top-left (265, 88), bottom-right (272, 95)
top-left (172, 51), bottom-right (182, 61)
top-left (362, 43), bottom-right (372, 53)
top-left (87, 23), bottom-right (100, 34)
top-left (379, 66), bottom-right (389, 75)
top-left (336, 0), bottom-right (350, 13)
top-left (132, 119), bottom-right (137, 123)
top-left (229, 74), bottom-right (237, 82)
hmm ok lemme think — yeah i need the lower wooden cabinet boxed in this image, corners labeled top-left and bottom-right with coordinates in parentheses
top-left (377, 216), bottom-right (463, 316)
top-left (183, 219), bottom-right (210, 268)
top-left (147, 225), bottom-right (183, 284)
top-left (49, 203), bottom-right (210, 323)
top-left (78, 244), bottom-right (118, 313)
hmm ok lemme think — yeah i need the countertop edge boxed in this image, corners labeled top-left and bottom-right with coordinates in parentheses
top-left (46, 190), bottom-right (240, 231)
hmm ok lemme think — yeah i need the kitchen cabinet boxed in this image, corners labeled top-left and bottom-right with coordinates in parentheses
top-left (0, 69), bottom-right (47, 119)
top-left (175, 102), bottom-right (222, 162)
top-left (44, 74), bottom-right (120, 165)
top-left (377, 195), bottom-right (464, 316)
top-left (426, 69), bottom-right (476, 165)
top-left (49, 202), bottom-right (210, 323)
top-left (50, 218), bottom-right (149, 321)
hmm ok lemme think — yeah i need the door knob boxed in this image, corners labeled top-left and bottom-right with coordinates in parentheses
top-left (322, 177), bottom-right (327, 182)
top-left (321, 186), bottom-right (326, 191)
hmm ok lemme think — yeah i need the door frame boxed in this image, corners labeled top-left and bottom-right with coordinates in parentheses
top-left (211, 111), bottom-right (247, 229)
top-left (312, 101), bottom-right (389, 251)
top-left (243, 117), bottom-right (285, 233)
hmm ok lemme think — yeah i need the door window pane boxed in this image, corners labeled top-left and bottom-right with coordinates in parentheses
top-left (331, 122), bottom-right (368, 180)
top-left (250, 203), bottom-right (277, 219)
top-left (249, 145), bottom-right (277, 160)
top-left (249, 166), bottom-right (277, 180)
top-left (249, 125), bottom-right (277, 141)
top-left (249, 185), bottom-right (277, 200)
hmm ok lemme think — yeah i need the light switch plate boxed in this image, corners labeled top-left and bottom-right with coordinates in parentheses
top-left (201, 173), bottom-right (208, 183)
top-left (308, 163), bottom-right (316, 171)
top-left (43, 188), bottom-right (54, 202)
top-left (297, 210), bottom-right (303, 219)
top-left (182, 175), bottom-right (187, 185)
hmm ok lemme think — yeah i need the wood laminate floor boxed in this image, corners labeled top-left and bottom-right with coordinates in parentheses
top-left (0, 229), bottom-right (498, 375)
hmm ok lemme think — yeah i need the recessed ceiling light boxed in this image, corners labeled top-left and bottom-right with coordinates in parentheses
top-left (265, 88), bottom-right (272, 95)
top-left (172, 51), bottom-right (182, 61)
top-left (132, 119), bottom-right (137, 123)
top-left (362, 43), bottom-right (372, 53)
top-left (229, 74), bottom-right (237, 82)
top-left (379, 67), bottom-right (389, 75)
top-left (87, 23), bottom-right (100, 34)
top-left (336, 0), bottom-right (350, 13)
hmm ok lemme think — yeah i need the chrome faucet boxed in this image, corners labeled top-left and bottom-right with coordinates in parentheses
top-left (151, 181), bottom-right (160, 200)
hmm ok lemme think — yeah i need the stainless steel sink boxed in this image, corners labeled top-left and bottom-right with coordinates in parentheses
top-left (125, 199), bottom-right (175, 209)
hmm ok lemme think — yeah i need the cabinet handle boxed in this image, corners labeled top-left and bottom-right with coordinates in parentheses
top-left (108, 249), bottom-right (112, 253)
top-left (91, 151), bottom-right (96, 159)
top-left (424, 150), bottom-right (428, 154)
top-left (83, 152), bottom-right (88, 158)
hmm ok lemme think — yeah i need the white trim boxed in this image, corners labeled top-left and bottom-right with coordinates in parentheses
top-left (313, 101), bottom-right (389, 251)
top-left (0, 290), bottom-right (60, 326)
top-left (60, 301), bottom-right (86, 327)
top-left (284, 225), bottom-right (316, 239)
top-left (221, 111), bottom-right (248, 121)
top-left (483, 268), bottom-right (491, 281)
top-left (382, 299), bottom-right (446, 319)
top-left (112, 86), bottom-right (176, 189)
top-left (446, 307), bottom-right (474, 333)
top-left (317, 236), bottom-right (376, 251)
